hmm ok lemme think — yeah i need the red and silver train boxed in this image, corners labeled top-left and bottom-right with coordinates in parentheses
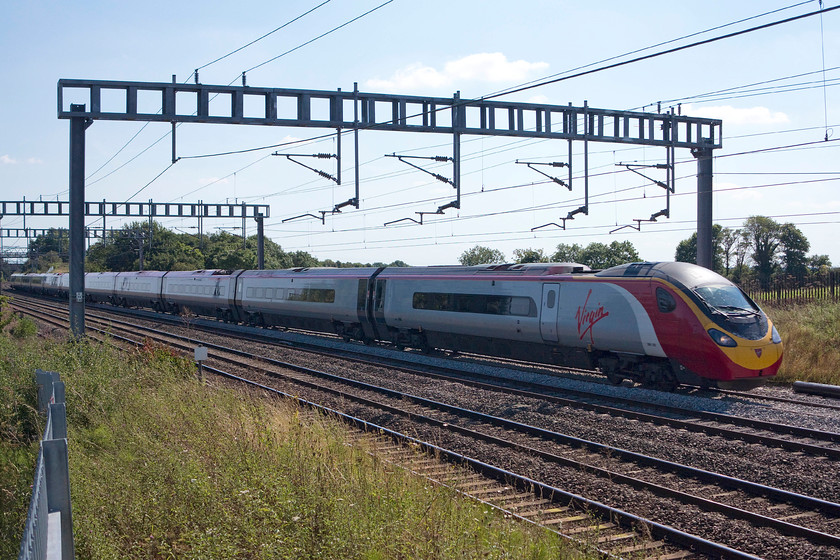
top-left (10, 261), bottom-right (783, 390)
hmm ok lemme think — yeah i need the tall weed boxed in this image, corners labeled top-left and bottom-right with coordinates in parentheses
top-left (766, 301), bottom-right (840, 385)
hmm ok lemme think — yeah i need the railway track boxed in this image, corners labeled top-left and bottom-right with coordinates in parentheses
top-left (12, 295), bottom-right (840, 559)
top-left (20, 295), bottom-right (840, 460)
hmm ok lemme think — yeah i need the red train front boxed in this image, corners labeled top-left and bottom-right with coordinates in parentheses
top-left (587, 262), bottom-right (783, 389)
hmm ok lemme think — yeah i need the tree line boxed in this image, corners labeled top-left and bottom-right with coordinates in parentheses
top-left (459, 216), bottom-right (832, 289)
top-left (14, 217), bottom-right (833, 289)
top-left (17, 222), bottom-right (407, 272)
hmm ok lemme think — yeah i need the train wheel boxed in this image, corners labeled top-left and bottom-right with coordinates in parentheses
top-left (605, 370), bottom-right (624, 385)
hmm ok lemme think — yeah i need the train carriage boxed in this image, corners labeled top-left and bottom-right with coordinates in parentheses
top-left (161, 269), bottom-right (238, 318)
top-left (114, 271), bottom-right (167, 309)
top-left (234, 268), bottom-right (373, 333)
top-left (376, 263), bottom-right (584, 361)
top-left (86, 272), bottom-right (119, 303)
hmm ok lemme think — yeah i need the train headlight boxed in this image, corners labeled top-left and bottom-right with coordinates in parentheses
top-left (771, 325), bottom-right (782, 344)
top-left (708, 328), bottom-right (737, 347)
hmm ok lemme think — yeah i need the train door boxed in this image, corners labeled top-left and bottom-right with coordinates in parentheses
top-left (539, 283), bottom-right (560, 342)
top-left (356, 278), bottom-right (377, 341)
top-left (372, 278), bottom-right (388, 339)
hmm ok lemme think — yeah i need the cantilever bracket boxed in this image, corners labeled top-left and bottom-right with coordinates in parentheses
top-left (333, 197), bottom-right (358, 212)
top-left (612, 144), bottom-right (675, 234)
top-left (384, 197), bottom-right (461, 227)
top-left (516, 160), bottom-right (571, 190)
top-left (609, 208), bottom-right (669, 234)
top-left (282, 212), bottom-right (335, 225)
top-left (619, 161), bottom-right (673, 193)
top-left (384, 215), bottom-right (423, 227)
top-left (273, 152), bottom-right (339, 184)
top-left (532, 222), bottom-right (566, 232)
top-left (386, 153), bottom-right (455, 187)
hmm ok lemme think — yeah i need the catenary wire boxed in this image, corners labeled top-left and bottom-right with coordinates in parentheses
top-left (194, 1), bottom-right (332, 73)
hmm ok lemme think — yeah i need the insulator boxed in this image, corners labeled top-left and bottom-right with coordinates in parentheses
top-left (432, 156), bottom-right (450, 162)
top-left (316, 153), bottom-right (334, 159)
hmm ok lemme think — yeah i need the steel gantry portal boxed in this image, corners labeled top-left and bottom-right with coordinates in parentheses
top-left (58, 78), bottom-right (722, 337)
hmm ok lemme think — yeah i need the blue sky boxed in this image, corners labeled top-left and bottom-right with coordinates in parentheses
top-left (1, 1), bottom-right (838, 266)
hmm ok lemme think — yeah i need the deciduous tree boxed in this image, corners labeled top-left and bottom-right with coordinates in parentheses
top-left (458, 245), bottom-right (506, 266)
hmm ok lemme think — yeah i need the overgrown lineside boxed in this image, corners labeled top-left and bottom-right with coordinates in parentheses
top-left (766, 300), bottom-right (840, 385)
top-left (0, 303), bottom-right (589, 559)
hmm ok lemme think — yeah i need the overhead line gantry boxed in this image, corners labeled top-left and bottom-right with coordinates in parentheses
top-left (58, 78), bottom-right (722, 337)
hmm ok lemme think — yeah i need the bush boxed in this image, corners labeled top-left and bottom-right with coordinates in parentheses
top-left (10, 316), bottom-right (37, 339)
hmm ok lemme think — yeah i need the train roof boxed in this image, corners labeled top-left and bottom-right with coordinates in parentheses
top-left (379, 263), bottom-right (591, 276)
top-left (238, 267), bottom-right (380, 278)
top-left (596, 261), bottom-right (733, 288)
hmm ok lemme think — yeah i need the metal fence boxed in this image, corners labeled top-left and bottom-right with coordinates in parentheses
top-left (739, 270), bottom-right (840, 305)
top-left (17, 370), bottom-right (75, 560)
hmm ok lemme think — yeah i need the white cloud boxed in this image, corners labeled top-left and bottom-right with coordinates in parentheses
top-left (1, 155), bottom-right (44, 164)
top-left (366, 53), bottom-right (549, 92)
top-left (682, 104), bottom-right (789, 125)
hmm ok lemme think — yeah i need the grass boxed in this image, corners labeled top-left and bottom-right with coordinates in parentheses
top-left (765, 299), bottom-right (840, 385)
top-left (0, 300), bottom-right (593, 560)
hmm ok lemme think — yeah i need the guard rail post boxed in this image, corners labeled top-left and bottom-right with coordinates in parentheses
top-left (18, 370), bottom-right (75, 560)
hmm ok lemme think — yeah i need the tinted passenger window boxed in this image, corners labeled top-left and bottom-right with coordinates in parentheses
top-left (412, 292), bottom-right (536, 317)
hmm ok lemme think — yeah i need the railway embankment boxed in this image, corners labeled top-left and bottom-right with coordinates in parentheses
top-left (0, 303), bottom-right (590, 559)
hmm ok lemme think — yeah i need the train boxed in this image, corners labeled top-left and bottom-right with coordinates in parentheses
top-left (10, 261), bottom-right (783, 390)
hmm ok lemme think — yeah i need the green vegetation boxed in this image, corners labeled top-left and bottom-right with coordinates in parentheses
top-left (766, 300), bottom-right (840, 385)
top-left (459, 241), bottom-right (640, 268)
top-left (0, 305), bottom-right (590, 559)
top-left (20, 223), bottom-right (411, 272)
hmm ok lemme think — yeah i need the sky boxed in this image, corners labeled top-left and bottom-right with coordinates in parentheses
top-left (1, 0), bottom-right (838, 267)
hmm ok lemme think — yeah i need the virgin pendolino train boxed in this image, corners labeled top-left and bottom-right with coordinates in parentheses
top-left (11, 261), bottom-right (783, 390)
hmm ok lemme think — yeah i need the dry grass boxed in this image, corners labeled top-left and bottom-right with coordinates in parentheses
top-left (764, 300), bottom-right (840, 385)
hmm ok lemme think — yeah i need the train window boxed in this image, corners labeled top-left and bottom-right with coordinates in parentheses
top-left (256, 287), bottom-right (265, 299)
top-left (546, 290), bottom-right (556, 309)
top-left (375, 280), bottom-right (386, 311)
top-left (287, 288), bottom-right (336, 303)
top-left (246, 287), bottom-right (254, 298)
top-left (412, 292), bottom-right (537, 317)
top-left (656, 287), bottom-right (676, 313)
